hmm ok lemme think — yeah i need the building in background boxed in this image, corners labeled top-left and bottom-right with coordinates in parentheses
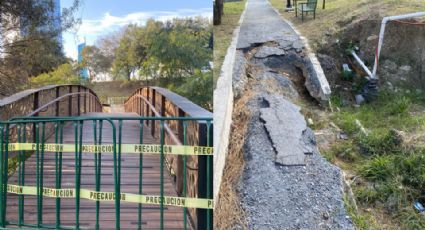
top-left (78, 42), bottom-right (89, 79)
top-left (50, 0), bottom-right (62, 46)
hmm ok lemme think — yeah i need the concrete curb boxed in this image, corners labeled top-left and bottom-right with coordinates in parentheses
top-left (267, 1), bottom-right (331, 101)
top-left (213, 1), bottom-right (248, 204)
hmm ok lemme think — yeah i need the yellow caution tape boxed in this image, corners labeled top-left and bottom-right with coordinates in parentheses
top-left (4, 143), bottom-right (213, 156)
top-left (7, 184), bottom-right (213, 209)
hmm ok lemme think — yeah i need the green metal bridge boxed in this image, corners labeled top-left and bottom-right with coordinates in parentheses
top-left (0, 85), bottom-right (213, 230)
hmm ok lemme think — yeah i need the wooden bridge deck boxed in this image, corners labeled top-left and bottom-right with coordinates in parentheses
top-left (6, 112), bottom-right (189, 229)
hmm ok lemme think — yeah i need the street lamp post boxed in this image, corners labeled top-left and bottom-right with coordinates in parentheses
top-left (285, 0), bottom-right (294, 11)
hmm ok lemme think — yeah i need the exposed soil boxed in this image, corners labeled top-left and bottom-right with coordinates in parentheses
top-left (317, 18), bottom-right (425, 99)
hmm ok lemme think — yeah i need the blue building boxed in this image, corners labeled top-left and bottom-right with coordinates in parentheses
top-left (51, 0), bottom-right (62, 46)
top-left (78, 42), bottom-right (89, 79)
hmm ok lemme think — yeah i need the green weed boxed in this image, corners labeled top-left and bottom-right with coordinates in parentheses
top-left (359, 155), bottom-right (394, 181)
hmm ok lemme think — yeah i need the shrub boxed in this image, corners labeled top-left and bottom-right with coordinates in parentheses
top-left (358, 130), bottom-right (401, 156)
top-left (29, 63), bottom-right (80, 88)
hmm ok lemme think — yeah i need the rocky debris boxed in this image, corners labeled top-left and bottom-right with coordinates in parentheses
top-left (355, 94), bottom-right (365, 105)
top-left (260, 94), bottom-right (315, 165)
top-left (261, 71), bottom-right (299, 100)
top-left (366, 34), bottom-right (378, 41)
top-left (277, 40), bottom-right (294, 50)
top-left (292, 40), bottom-right (305, 53)
top-left (254, 46), bottom-right (285, 58)
top-left (382, 59), bottom-right (398, 74)
top-left (399, 65), bottom-right (412, 74)
top-left (338, 132), bottom-right (349, 140)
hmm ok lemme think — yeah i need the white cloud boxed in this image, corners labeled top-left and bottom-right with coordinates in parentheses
top-left (64, 8), bottom-right (212, 60)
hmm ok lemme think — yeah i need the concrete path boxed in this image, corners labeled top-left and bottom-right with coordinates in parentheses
top-left (237, 0), bottom-right (299, 50)
top-left (231, 0), bottom-right (354, 229)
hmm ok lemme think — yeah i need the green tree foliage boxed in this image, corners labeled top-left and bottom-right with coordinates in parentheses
top-left (106, 17), bottom-right (213, 109)
top-left (81, 45), bottom-right (113, 81)
top-left (29, 63), bottom-right (80, 88)
top-left (112, 24), bottom-right (146, 81)
top-left (172, 70), bottom-right (213, 110)
top-left (0, 0), bottom-right (81, 96)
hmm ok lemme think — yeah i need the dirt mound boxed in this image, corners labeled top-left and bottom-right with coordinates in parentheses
top-left (318, 18), bottom-right (425, 92)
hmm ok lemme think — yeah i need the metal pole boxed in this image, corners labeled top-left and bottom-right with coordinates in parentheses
top-left (286, 0), bottom-right (293, 11)
top-left (286, 0), bottom-right (292, 8)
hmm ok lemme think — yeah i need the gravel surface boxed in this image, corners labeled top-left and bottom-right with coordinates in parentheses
top-left (240, 94), bottom-right (353, 230)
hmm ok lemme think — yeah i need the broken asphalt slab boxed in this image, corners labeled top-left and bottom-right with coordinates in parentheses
top-left (260, 94), bottom-right (315, 165)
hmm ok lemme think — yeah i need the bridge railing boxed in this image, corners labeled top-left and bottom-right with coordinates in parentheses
top-left (0, 85), bottom-right (102, 155)
top-left (124, 86), bottom-right (213, 229)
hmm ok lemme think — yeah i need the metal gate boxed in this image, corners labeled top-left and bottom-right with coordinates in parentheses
top-left (0, 116), bottom-right (213, 229)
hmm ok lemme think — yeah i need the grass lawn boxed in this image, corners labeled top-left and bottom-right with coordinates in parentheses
top-left (324, 91), bottom-right (425, 229)
top-left (213, 0), bottom-right (247, 87)
top-left (269, 0), bottom-right (425, 50)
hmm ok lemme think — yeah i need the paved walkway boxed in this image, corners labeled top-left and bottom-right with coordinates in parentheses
top-left (237, 0), bottom-right (299, 49)
top-left (232, 0), bottom-right (354, 229)
top-left (6, 112), bottom-right (188, 229)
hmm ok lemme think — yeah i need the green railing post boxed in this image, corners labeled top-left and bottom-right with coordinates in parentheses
top-left (18, 124), bottom-right (26, 226)
top-left (92, 120), bottom-right (99, 230)
top-left (206, 121), bottom-right (213, 230)
top-left (3, 124), bottom-right (9, 226)
top-left (183, 121), bottom-right (188, 230)
top-left (159, 120), bottom-right (165, 230)
top-left (197, 121), bottom-right (213, 230)
top-left (138, 120), bottom-right (144, 230)
top-left (111, 120), bottom-right (119, 230)
top-left (17, 124), bottom-right (22, 226)
top-left (39, 122), bottom-right (46, 227)
top-left (35, 123), bottom-right (41, 228)
top-left (74, 121), bottom-right (82, 230)
top-left (55, 122), bottom-right (64, 229)
top-left (116, 120), bottom-right (123, 229)
top-left (0, 124), bottom-right (4, 228)
top-left (95, 120), bottom-right (103, 230)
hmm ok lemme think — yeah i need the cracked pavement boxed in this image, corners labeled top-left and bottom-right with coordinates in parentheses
top-left (231, 0), bottom-right (354, 229)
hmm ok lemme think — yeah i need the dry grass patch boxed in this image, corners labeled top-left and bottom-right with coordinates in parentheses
top-left (268, 0), bottom-right (425, 50)
top-left (214, 90), bottom-right (253, 230)
top-left (213, 0), bottom-right (247, 86)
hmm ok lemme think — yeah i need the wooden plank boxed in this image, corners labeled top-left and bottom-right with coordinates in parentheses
top-left (5, 113), bottom-right (190, 229)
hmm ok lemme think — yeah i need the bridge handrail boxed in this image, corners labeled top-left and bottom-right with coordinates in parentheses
top-left (0, 85), bottom-right (102, 153)
top-left (124, 86), bottom-right (213, 229)
top-left (0, 84), bottom-right (102, 121)
top-left (124, 86), bottom-right (212, 120)
top-left (134, 94), bottom-right (182, 145)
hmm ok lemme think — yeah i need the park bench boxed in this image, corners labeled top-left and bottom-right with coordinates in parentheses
top-left (295, 0), bottom-right (318, 21)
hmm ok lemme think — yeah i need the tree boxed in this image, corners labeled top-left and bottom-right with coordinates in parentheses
top-left (81, 45), bottom-right (113, 81)
top-left (112, 25), bottom-right (147, 81)
top-left (214, 0), bottom-right (224, 25)
top-left (141, 18), bottom-right (212, 80)
top-left (0, 0), bottom-right (81, 96)
top-left (173, 70), bottom-right (213, 111)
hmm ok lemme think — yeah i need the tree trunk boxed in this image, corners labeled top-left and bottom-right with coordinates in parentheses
top-left (213, 0), bottom-right (224, 25)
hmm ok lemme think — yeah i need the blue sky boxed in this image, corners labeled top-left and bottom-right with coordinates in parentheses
top-left (61, 0), bottom-right (212, 60)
